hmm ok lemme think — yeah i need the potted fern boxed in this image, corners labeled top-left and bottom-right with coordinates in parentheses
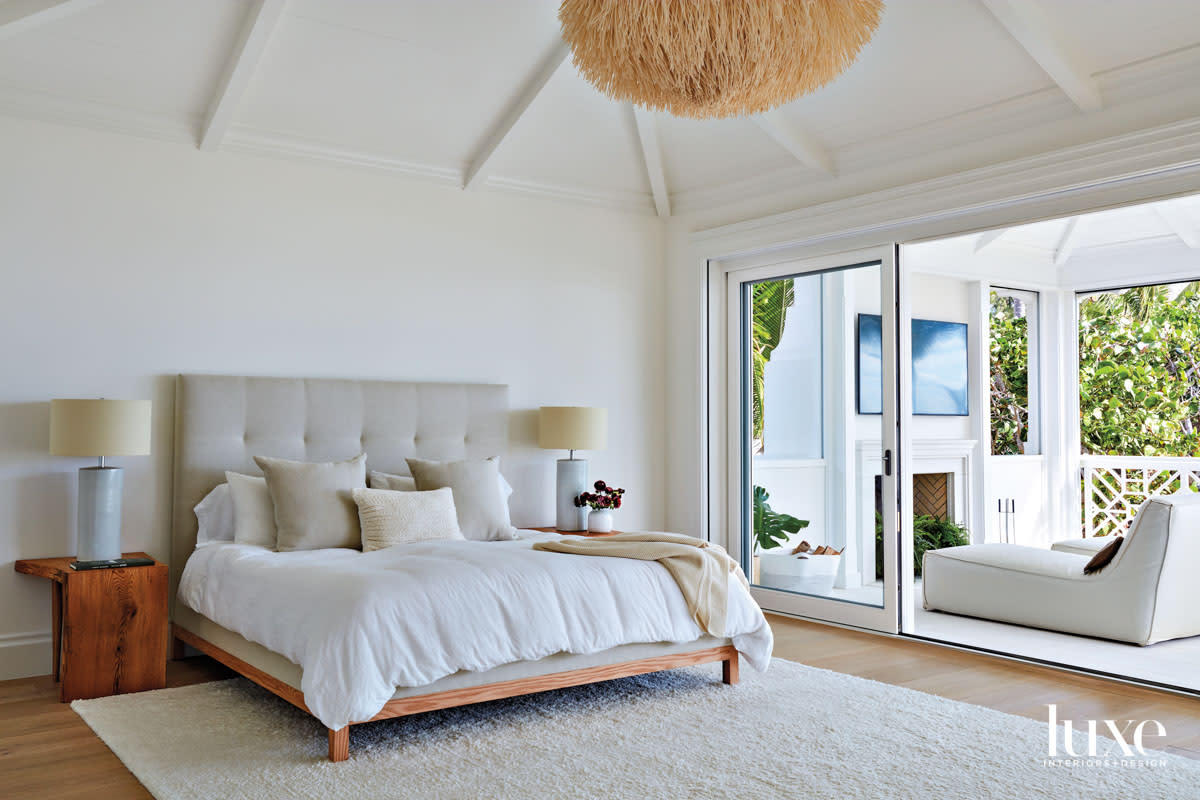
top-left (751, 486), bottom-right (809, 583)
top-left (874, 513), bottom-right (970, 580)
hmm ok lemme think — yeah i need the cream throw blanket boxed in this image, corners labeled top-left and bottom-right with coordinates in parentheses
top-left (532, 532), bottom-right (748, 637)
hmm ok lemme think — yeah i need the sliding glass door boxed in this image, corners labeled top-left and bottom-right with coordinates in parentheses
top-left (727, 247), bottom-right (908, 633)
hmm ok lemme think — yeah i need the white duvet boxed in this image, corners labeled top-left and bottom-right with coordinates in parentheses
top-left (178, 531), bottom-right (773, 729)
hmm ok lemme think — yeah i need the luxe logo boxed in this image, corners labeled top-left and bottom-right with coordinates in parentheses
top-left (1046, 704), bottom-right (1166, 758)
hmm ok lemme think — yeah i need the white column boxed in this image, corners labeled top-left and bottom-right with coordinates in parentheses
top-left (1044, 288), bottom-right (1080, 537)
top-left (967, 281), bottom-right (992, 543)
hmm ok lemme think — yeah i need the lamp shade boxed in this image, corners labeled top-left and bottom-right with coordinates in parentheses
top-left (50, 399), bottom-right (152, 457)
top-left (538, 406), bottom-right (607, 451)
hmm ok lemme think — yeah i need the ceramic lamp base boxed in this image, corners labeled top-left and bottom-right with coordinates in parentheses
top-left (555, 458), bottom-right (588, 531)
top-left (77, 466), bottom-right (123, 562)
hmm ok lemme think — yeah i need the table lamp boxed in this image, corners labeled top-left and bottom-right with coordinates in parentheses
top-left (538, 406), bottom-right (607, 531)
top-left (50, 398), bottom-right (152, 567)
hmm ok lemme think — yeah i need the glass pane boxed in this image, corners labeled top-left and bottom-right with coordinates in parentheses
top-left (990, 288), bottom-right (1040, 455)
top-left (745, 263), bottom-right (884, 607)
top-left (1078, 281), bottom-right (1200, 459)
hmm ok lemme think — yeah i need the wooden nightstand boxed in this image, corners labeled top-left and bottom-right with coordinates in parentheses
top-left (14, 552), bottom-right (168, 701)
top-left (531, 527), bottom-right (622, 537)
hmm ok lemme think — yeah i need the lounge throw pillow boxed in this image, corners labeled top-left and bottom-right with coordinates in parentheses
top-left (226, 472), bottom-right (277, 548)
top-left (254, 453), bottom-right (367, 551)
top-left (1083, 535), bottom-right (1123, 575)
top-left (406, 457), bottom-right (516, 542)
top-left (353, 487), bottom-right (464, 552)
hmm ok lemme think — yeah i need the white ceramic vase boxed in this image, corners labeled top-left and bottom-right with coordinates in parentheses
top-left (587, 508), bottom-right (614, 533)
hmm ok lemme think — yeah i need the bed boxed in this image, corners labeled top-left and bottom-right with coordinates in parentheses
top-left (170, 374), bottom-right (771, 761)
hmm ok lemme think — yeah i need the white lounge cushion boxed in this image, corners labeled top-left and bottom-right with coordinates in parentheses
top-left (926, 543), bottom-right (1087, 580)
top-left (1050, 537), bottom-right (1111, 557)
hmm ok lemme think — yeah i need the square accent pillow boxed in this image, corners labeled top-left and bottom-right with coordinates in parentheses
top-left (370, 469), bottom-right (515, 499)
top-left (369, 470), bottom-right (417, 492)
top-left (353, 487), bottom-right (464, 552)
top-left (406, 457), bottom-right (516, 542)
top-left (254, 453), bottom-right (367, 551)
top-left (226, 471), bottom-right (277, 548)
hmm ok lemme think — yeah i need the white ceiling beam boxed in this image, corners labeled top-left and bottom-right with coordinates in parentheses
top-left (199, 0), bottom-right (288, 152)
top-left (463, 41), bottom-right (569, 190)
top-left (0, 0), bottom-right (102, 40)
top-left (752, 110), bottom-right (835, 176)
top-left (973, 227), bottom-right (1011, 253)
top-left (980, 0), bottom-right (1102, 112)
top-left (631, 105), bottom-right (670, 217)
top-left (1053, 216), bottom-right (1082, 265)
top-left (1150, 202), bottom-right (1200, 249)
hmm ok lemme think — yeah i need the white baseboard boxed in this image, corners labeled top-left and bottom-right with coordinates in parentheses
top-left (0, 631), bottom-right (52, 681)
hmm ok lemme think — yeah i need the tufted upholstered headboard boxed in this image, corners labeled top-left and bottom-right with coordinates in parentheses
top-left (170, 374), bottom-right (508, 605)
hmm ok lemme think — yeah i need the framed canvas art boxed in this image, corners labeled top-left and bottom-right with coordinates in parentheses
top-left (856, 314), bottom-right (969, 416)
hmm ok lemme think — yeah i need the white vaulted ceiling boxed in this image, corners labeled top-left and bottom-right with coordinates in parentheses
top-left (2, 0), bottom-right (1199, 218)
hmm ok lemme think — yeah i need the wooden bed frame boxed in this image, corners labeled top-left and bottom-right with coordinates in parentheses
top-left (173, 624), bottom-right (738, 761)
top-left (169, 375), bottom-right (742, 761)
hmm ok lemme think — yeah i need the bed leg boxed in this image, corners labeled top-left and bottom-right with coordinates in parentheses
top-left (328, 727), bottom-right (350, 762)
top-left (722, 655), bottom-right (739, 685)
top-left (170, 626), bottom-right (188, 661)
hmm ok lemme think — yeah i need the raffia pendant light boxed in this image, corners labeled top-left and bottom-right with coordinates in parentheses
top-left (559, 0), bottom-right (885, 119)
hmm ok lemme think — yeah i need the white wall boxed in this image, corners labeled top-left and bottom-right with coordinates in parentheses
top-left (989, 456), bottom-right (1050, 546)
top-left (0, 116), bottom-right (666, 679)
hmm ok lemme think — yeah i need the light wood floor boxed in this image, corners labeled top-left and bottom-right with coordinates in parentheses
top-left (1, 615), bottom-right (1197, 798)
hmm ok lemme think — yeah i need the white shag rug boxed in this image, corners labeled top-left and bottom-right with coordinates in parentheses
top-left (72, 659), bottom-right (1198, 800)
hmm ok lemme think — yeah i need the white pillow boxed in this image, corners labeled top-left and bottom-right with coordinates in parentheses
top-left (370, 469), bottom-right (515, 499)
top-left (225, 471), bottom-right (277, 548)
top-left (194, 483), bottom-right (235, 546)
top-left (353, 486), bottom-right (464, 552)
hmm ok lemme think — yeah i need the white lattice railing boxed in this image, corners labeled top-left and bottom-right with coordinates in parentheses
top-left (1082, 456), bottom-right (1200, 537)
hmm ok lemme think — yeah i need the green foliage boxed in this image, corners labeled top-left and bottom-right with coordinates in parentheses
top-left (990, 293), bottom-right (1030, 455)
top-left (750, 279), bottom-right (795, 449)
top-left (752, 485), bottom-right (809, 553)
top-left (991, 283), bottom-right (1200, 458)
top-left (912, 515), bottom-right (971, 576)
top-left (1078, 283), bottom-right (1200, 457)
top-left (875, 513), bottom-right (970, 579)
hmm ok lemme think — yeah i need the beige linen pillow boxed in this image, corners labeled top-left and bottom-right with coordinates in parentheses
top-left (370, 469), bottom-right (516, 499)
top-left (225, 471), bottom-right (277, 548)
top-left (406, 457), bottom-right (516, 542)
top-left (353, 487), bottom-right (464, 552)
top-left (368, 470), bottom-right (417, 492)
top-left (254, 453), bottom-right (367, 551)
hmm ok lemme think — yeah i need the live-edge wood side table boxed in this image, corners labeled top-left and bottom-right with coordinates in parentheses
top-left (531, 527), bottom-right (622, 537)
top-left (14, 553), bottom-right (168, 701)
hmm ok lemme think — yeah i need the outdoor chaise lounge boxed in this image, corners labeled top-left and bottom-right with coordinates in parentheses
top-left (921, 493), bottom-right (1200, 645)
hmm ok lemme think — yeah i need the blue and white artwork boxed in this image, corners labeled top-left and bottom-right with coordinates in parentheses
top-left (857, 314), bottom-right (969, 416)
